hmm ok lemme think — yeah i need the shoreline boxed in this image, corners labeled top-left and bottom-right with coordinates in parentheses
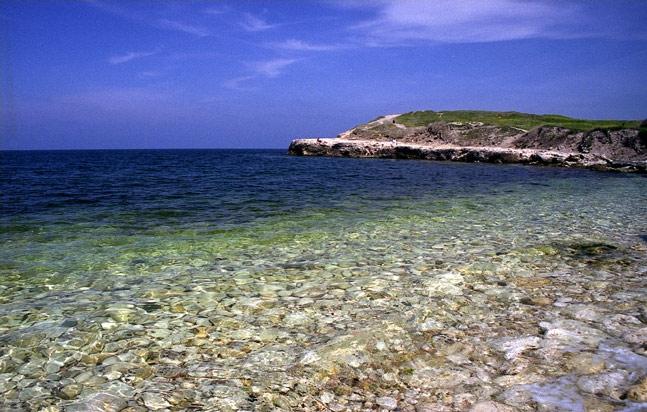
top-left (288, 138), bottom-right (647, 173)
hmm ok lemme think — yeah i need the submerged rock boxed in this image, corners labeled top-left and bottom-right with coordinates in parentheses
top-left (423, 272), bottom-right (464, 296)
top-left (469, 400), bottom-right (516, 412)
top-left (627, 377), bottom-right (647, 401)
top-left (492, 336), bottom-right (541, 360)
top-left (576, 371), bottom-right (630, 399)
top-left (59, 383), bottom-right (82, 400)
top-left (141, 392), bottom-right (171, 410)
top-left (67, 392), bottom-right (127, 412)
top-left (539, 319), bottom-right (609, 350)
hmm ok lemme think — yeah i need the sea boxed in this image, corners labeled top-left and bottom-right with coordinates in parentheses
top-left (1, 149), bottom-right (646, 410)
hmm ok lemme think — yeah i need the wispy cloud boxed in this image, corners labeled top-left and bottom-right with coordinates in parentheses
top-left (224, 58), bottom-right (299, 90)
top-left (349, 0), bottom-right (581, 44)
top-left (158, 19), bottom-right (211, 37)
top-left (83, 1), bottom-right (213, 37)
top-left (108, 49), bottom-right (160, 65)
top-left (251, 58), bottom-right (299, 78)
top-left (223, 75), bottom-right (256, 91)
top-left (270, 39), bottom-right (347, 52)
top-left (81, 0), bottom-right (138, 22)
top-left (240, 13), bottom-right (276, 32)
top-left (204, 6), bottom-right (229, 16)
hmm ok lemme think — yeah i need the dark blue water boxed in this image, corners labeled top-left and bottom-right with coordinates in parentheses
top-left (1, 149), bottom-right (623, 221)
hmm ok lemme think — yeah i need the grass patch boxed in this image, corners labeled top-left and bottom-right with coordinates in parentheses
top-left (395, 110), bottom-right (641, 132)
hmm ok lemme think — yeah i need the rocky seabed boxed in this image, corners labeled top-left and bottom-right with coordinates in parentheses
top-left (1, 176), bottom-right (647, 411)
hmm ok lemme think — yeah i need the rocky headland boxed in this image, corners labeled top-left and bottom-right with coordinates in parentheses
top-left (289, 111), bottom-right (647, 172)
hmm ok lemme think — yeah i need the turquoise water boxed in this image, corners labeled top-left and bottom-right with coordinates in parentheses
top-left (1, 150), bottom-right (646, 410)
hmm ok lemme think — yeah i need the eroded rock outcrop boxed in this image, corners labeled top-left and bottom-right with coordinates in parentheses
top-left (289, 138), bottom-right (646, 172)
top-left (289, 113), bottom-right (647, 172)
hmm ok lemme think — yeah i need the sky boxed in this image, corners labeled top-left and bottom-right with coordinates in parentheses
top-left (1, 0), bottom-right (647, 150)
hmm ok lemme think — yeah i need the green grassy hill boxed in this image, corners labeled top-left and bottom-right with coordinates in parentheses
top-left (395, 110), bottom-right (641, 132)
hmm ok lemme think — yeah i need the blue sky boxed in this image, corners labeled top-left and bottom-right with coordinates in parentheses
top-left (1, 0), bottom-right (647, 149)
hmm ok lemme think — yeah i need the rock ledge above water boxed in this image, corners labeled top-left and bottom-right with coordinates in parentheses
top-left (289, 111), bottom-right (646, 172)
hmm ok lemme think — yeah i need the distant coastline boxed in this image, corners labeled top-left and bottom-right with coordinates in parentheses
top-left (289, 110), bottom-right (647, 172)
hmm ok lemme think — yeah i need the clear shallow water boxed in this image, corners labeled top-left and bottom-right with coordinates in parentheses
top-left (1, 150), bottom-right (646, 410)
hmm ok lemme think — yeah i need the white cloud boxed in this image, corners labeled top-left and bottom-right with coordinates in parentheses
top-left (108, 49), bottom-right (159, 65)
top-left (240, 13), bottom-right (276, 32)
top-left (223, 58), bottom-right (299, 90)
top-left (158, 19), bottom-right (210, 37)
top-left (351, 0), bottom-right (580, 44)
top-left (270, 39), bottom-right (346, 52)
top-left (251, 58), bottom-right (299, 78)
